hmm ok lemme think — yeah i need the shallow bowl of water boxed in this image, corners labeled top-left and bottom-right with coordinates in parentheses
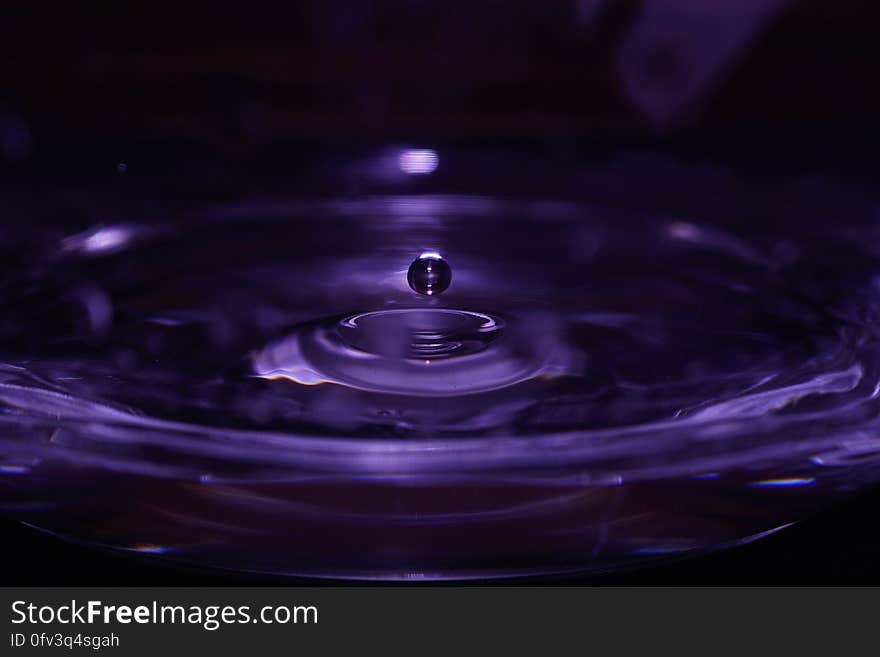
top-left (2, 149), bottom-right (880, 579)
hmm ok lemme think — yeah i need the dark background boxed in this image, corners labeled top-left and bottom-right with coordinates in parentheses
top-left (4, 486), bottom-right (880, 584)
top-left (2, 0), bottom-right (880, 584)
top-left (2, 0), bottom-right (879, 152)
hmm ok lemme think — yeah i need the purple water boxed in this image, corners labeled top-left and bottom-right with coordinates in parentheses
top-left (1, 150), bottom-right (879, 579)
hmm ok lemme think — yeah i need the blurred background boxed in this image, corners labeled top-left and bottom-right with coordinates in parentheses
top-left (1, 1), bottom-right (878, 158)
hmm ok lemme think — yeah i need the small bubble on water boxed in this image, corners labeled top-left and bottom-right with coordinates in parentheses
top-left (407, 252), bottom-right (452, 296)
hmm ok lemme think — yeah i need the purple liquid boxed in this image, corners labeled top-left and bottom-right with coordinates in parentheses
top-left (407, 252), bottom-right (452, 296)
top-left (1, 154), bottom-right (879, 579)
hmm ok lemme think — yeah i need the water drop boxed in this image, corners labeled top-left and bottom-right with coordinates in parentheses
top-left (407, 252), bottom-right (452, 296)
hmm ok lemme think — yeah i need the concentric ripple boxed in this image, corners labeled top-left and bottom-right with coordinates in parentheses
top-left (251, 308), bottom-right (576, 396)
top-left (2, 188), bottom-right (880, 579)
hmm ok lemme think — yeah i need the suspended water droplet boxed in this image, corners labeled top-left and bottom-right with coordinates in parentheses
top-left (407, 252), bottom-right (452, 296)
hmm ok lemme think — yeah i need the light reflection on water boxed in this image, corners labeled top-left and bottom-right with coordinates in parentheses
top-left (1, 186), bottom-right (880, 579)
